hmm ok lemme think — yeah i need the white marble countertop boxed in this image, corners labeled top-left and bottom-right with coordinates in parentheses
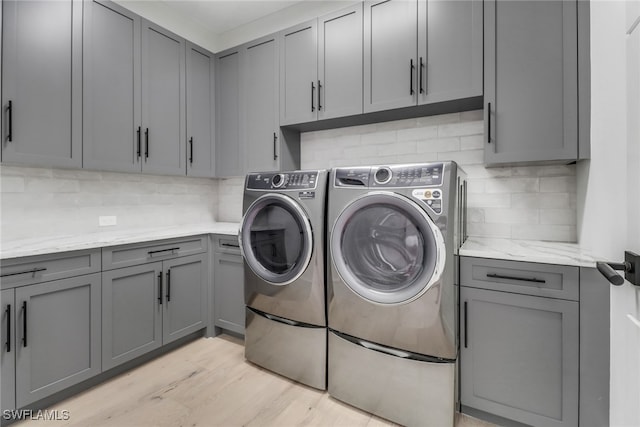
top-left (460, 237), bottom-right (602, 268)
top-left (0, 222), bottom-right (240, 260)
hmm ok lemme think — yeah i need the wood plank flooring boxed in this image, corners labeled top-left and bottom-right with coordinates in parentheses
top-left (13, 335), bottom-right (496, 427)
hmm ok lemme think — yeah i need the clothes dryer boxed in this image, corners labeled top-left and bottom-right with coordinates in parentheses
top-left (239, 170), bottom-right (328, 390)
top-left (327, 162), bottom-right (467, 426)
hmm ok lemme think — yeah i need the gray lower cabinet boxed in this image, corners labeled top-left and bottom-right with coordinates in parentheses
top-left (213, 236), bottom-right (244, 335)
top-left (186, 42), bottom-right (215, 177)
top-left (14, 274), bottom-right (102, 408)
top-left (460, 287), bottom-right (579, 427)
top-left (102, 253), bottom-right (207, 370)
top-left (460, 257), bottom-right (580, 427)
top-left (1, 289), bottom-right (16, 411)
top-left (1, 0), bottom-right (82, 168)
top-left (215, 48), bottom-right (243, 177)
top-left (484, 0), bottom-right (579, 165)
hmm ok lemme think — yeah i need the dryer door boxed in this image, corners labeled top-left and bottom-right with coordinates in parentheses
top-left (331, 191), bottom-right (445, 304)
top-left (240, 193), bottom-right (313, 286)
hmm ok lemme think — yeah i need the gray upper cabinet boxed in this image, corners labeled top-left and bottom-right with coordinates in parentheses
top-left (460, 286), bottom-right (579, 427)
top-left (141, 20), bottom-right (187, 176)
top-left (484, 0), bottom-right (578, 165)
top-left (364, 0), bottom-right (418, 113)
top-left (318, 4), bottom-right (364, 120)
top-left (1, 289), bottom-right (16, 411)
top-left (15, 274), bottom-right (102, 408)
top-left (1, 0), bottom-right (82, 168)
top-left (243, 36), bottom-right (280, 172)
top-left (417, 0), bottom-right (482, 104)
top-left (280, 20), bottom-right (318, 125)
top-left (215, 48), bottom-right (244, 177)
top-left (186, 42), bottom-right (215, 177)
top-left (161, 254), bottom-right (208, 344)
top-left (83, 0), bottom-right (141, 173)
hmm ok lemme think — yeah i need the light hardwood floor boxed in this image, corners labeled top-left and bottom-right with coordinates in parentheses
top-left (14, 335), bottom-right (496, 427)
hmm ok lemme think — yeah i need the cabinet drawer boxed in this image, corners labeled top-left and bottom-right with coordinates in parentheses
top-left (460, 257), bottom-right (579, 301)
top-left (102, 235), bottom-right (208, 270)
top-left (213, 235), bottom-right (240, 255)
top-left (1, 250), bottom-right (101, 289)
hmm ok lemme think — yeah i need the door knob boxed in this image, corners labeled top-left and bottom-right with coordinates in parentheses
top-left (597, 251), bottom-right (640, 286)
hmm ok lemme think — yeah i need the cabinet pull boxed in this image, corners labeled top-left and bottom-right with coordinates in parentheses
top-left (145, 128), bottom-right (149, 159)
top-left (487, 102), bottom-right (492, 144)
top-left (166, 270), bottom-right (171, 302)
top-left (419, 57), bottom-right (425, 94)
top-left (311, 81), bottom-right (316, 112)
top-left (221, 243), bottom-right (240, 248)
top-left (148, 247), bottom-right (180, 256)
top-left (0, 267), bottom-right (47, 278)
top-left (486, 273), bottom-right (546, 284)
top-left (158, 272), bottom-right (163, 305)
top-left (189, 137), bottom-right (194, 164)
top-left (136, 127), bottom-right (142, 159)
top-left (273, 133), bottom-right (278, 161)
top-left (7, 100), bottom-right (13, 142)
top-left (409, 59), bottom-right (415, 95)
top-left (318, 80), bottom-right (322, 111)
top-left (464, 301), bottom-right (468, 348)
top-left (5, 304), bottom-right (11, 352)
top-left (22, 301), bottom-right (27, 348)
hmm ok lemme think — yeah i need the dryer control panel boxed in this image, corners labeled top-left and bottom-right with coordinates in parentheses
top-left (246, 171), bottom-right (318, 190)
top-left (371, 163), bottom-right (445, 188)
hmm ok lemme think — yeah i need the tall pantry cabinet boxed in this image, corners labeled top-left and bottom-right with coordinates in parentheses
top-left (1, 0), bottom-right (82, 168)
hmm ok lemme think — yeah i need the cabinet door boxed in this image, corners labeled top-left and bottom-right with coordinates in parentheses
top-left (213, 252), bottom-right (245, 335)
top-left (280, 20), bottom-right (318, 125)
top-left (1, 289), bottom-right (15, 411)
top-left (102, 263), bottom-right (163, 370)
top-left (417, 0), bottom-right (482, 104)
top-left (318, 4), bottom-right (363, 120)
top-left (1, 0), bottom-right (82, 168)
top-left (83, 0), bottom-right (142, 173)
top-left (243, 35), bottom-right (280, 173)
top-left (141, 20), bottom-right (186, 176)
top-left (484, 0), bottom-right (578, 165)
top-left (215, 49), bottom-right (244, 177)
top-left (364, 0), bottom-right (418, 113)
top-left (15, 274), bottom-right (101, 408)
top-left (162, 254), bottom-right (207, 345)
top-left (460, 287), bottom-right (579, 427)
top-left (186, 42), bottom-right (215, 177)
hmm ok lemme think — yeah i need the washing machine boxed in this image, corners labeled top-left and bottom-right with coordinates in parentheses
top-left (327, 162), bottom-right (467, 426)
top-left (239, 170), bottom-right (328, 390)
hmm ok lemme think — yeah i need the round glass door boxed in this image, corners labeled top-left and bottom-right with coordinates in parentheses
top-left (240, 193), bottom-right (313, 285)
top-left (331, 192), bottom-right (445, 304)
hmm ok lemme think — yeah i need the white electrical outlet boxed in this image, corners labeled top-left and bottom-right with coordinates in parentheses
top-left (99, 216), bottom-right (117, 227)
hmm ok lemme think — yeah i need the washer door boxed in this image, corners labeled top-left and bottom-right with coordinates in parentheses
top-left (240, 193), bottom-right (313, 286)
top-left (331, 192), bottom-right (445, 304)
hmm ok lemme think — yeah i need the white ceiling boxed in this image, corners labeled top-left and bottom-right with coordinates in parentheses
top-left (160, 0), bottom-right (308, 36)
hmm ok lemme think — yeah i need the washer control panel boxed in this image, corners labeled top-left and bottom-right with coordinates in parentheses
top-left (247, 171), bottom-right (318, 190)
top-left (371, 163), bottom-right (445, 188)
top-left (412, 188), bottom-right (443, 214)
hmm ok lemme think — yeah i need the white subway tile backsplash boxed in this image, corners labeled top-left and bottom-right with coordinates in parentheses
top-left (1, 166), bottom-right (218, 241)
top-left (294, 109), bottom-right (577, 242)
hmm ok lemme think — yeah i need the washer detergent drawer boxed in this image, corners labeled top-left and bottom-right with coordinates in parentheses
top-left (244, 308), bottom-right (326, 390)
top-left (328, 330), bottom-right (455, 427)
